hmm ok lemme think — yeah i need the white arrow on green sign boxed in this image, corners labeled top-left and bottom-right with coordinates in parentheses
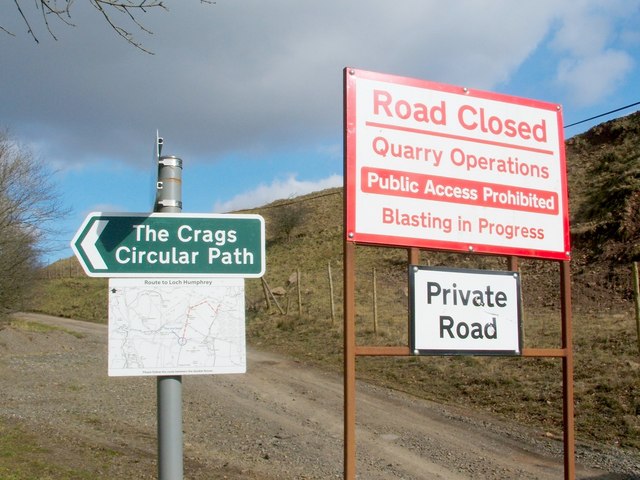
top-left (71, 212), bottom-right (265, 278)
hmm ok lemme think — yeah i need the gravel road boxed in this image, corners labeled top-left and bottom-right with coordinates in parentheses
top-left (1, 313), bottom-right (639, 479)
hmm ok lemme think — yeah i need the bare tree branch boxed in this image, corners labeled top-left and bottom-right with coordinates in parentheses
top-left (90, 0), bottom-right (165, 54)
top-left (11, 0), bottom-right (40, 42)
top-left (4, 1), bottom-right (213, 53)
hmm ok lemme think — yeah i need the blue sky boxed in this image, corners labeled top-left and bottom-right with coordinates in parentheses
top-left (1, 0), bottom-right (639, 264)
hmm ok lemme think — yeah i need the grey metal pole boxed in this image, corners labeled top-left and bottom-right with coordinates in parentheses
top-left (155, 152), bottom-right (184, 480)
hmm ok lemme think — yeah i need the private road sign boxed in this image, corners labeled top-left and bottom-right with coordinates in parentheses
top-left (71, 212), bottom-right (265, 277)
top-left (410, 265), bottom-right (522, 355)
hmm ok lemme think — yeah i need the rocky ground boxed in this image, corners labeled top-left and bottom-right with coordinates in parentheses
top-left (1, 313), bottom-right (639, 479)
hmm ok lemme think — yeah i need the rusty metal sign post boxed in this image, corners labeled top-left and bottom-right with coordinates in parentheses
top-left (342, 67), bottom-right (575, 479)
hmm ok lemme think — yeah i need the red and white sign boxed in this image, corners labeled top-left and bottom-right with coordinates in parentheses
top-left (344, 68), bottom-right (570, 260)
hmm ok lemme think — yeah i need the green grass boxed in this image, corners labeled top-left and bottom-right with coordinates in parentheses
top-left (246, 302), bottom-right (640, 449)
top-left (29, 277), bottom-right (108, 323)
top-left (31, 176), bottom-right (640, 454)
top-left (31, 193), bottom-right (640, 453)
top-left (0, 419), bottom-right (95, 480)
top-left (9, 318), bottom-right (85, 338)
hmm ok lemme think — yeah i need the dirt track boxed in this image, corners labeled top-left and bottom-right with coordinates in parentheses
top-left (1, 313), bottom-right (638, 479)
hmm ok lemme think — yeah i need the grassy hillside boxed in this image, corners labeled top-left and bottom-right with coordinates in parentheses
top-left (30, 111), bottom-right (640, 451)
top-left (567, 110), bottom-right (640, 264)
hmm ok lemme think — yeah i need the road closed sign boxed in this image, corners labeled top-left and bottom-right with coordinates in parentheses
top-left (410, 266), bottom-right (522, 355)
top-left (344, 68), bottom-right (570, 260)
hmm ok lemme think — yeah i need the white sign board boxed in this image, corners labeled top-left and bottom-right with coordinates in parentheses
top-left (410, 266), bottom-right (522, 355)
top-left (108, 277), bottom-right (246, 376)
top-left (345, 68), bottom-right (570, 260)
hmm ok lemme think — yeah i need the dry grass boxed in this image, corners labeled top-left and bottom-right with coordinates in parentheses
top-left (246, 260), bottom-right (639, 450)
top-left (33, 110), bottom-right (640, 455)
top-left (31, 187), bottom-right (640, 452)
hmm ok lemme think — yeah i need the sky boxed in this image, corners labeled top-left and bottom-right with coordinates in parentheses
top-left (1, 0), bottom-right (639, 264)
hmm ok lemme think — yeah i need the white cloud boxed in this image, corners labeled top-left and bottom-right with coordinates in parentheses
top-left (85, 203), bottom-right (124, 214)
top-left (556, 50), bottom-right (634, 106)
top-left (550, 0), bottom-right (638, 106)
top-left (2, 0), bottom-right (639, 176)
top-left (0, 0), bottom-right (575, 168)
top-left (552, 10), bottom-right (611, 56)
top-left (212, 174), bottom-right (343, 213)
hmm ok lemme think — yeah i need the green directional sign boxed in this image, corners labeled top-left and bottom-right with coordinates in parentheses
top-left (71, 212), bottom-right (265, 278)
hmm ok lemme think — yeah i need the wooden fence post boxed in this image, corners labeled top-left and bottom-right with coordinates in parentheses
top-left (372, 267), bottom-right (378, 335)
top-left (261, 277), bottom-right (272, 311)
top-left (297, 268), bottom-right (302, 317)
top-left (633, 262), bottom-right (640, 356)
top-left (262, 278), bottom-right (285, 315)
top-left (328, 262), bottom-right (336, 325)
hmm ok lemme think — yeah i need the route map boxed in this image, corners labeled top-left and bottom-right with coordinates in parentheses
top-left (107, 278), bottom-right (246, 376)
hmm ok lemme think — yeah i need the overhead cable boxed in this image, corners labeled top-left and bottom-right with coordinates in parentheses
top-left (564, 100), bottom-right (640, 128)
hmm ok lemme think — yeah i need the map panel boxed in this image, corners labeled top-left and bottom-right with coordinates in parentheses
top-left (108, 277), bottom-right (246, 376)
